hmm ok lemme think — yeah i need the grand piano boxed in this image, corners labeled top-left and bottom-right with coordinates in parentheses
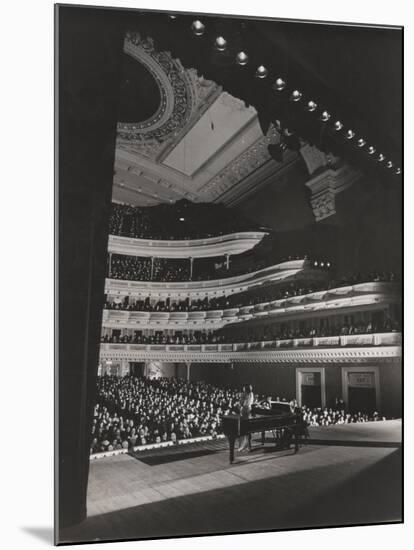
top-left (222, 401), bottom-right (303, 464)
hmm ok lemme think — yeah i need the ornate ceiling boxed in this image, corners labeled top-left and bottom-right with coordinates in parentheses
top-left (112, 33), bottom-right (302, 207)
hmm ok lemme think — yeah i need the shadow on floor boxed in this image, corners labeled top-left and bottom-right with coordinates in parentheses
top-left (300, 438), bottom-right (401, 449)
top-left (21, 526), bottom-right (54, 545)
top-left (59, 448), bottom-right (402, 545)
top-left (131, 448), bottom-right (218, 466)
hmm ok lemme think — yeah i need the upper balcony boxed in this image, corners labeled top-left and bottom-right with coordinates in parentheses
top-left (107, 231), bottom-right (268, 259)
top-left (108, 200), bottom-right (263, 243)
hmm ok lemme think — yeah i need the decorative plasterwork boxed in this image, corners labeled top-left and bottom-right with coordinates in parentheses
top-left (305, 164), bottom-right (362, 222)
top-left (105, 259), bottom-right (311, 298)
top-left (200, 123), bottom-right (281, 199)
top-left (102, 284), bottom-right (400, 330)
top-left (99, 344), bottom-right (401, 365)
top-left (107, 231), bottom-right (268, 259)
top-left (117, 33), bottom-right (220, 161)
top-left (112, 37), bottom-right (363, 208)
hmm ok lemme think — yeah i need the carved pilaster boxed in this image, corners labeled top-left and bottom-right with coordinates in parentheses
top-left (305, 165), bottom-right (362, 222)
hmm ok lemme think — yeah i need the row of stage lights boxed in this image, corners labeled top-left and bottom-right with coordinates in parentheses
top-left (174, 17), bottom-right (401, 177)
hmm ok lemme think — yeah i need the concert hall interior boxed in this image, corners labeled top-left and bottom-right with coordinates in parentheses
top-left (57, 6), bottom-right (402, 544)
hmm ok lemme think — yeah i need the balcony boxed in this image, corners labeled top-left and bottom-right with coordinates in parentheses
top-left (99, 331), bottom-right (401, 364)
top-left (108, 231), bottom-right (268, 259)
top-left (105, 258), bottom-right (328, 298)
top-left (102, 282), bottom-right (400, 330)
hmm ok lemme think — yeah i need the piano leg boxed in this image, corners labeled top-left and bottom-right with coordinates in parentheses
top-left (228, 436), bottom-right (235, 464)
top-left (283, 429), bottom-right (291, 450)
top-left (294, 432), bottom-right (299, 454)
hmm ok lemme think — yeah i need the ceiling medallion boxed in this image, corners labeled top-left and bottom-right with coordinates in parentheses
top-left (117, 33), bottom-right (193, 145)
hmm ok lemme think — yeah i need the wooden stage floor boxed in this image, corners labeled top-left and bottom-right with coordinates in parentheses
top-left (60, 420), bottom-right (402, 544)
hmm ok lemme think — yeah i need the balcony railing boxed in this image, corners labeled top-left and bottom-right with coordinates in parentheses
top-left (108, 231), bottom-right (268, 259)
top-left (102, 282), bottom-right (400, 330)
top-left (105, 259), bottom-right (329, 297)
top-left (100, 332), bottom-right (401, 355)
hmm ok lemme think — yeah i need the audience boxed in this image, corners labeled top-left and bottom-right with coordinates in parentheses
top-left (108, 201), bottom-right (257, 240)
top-left (301, 406), bottom-right (385, 427)
top-left (108, 249), bottom-right (397, 286)
top-left (101, 331), bottom-right (223, 345)
top-left (91, 376), bottom-right (241, 453)
top-left (109, 255), bottom-right (191, 282)
top-left (220, 316), bottom-right (400, 344)
top-left (104, 272), bottom-right (399, 313)
top-left (90, 376), bottom-right (387, 454)
top-left (101, 312), bottom-right (400, 347)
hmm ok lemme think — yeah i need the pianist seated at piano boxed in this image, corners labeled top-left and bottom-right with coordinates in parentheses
top-left (289, 399), bottom-right (301, 414)
top-left (222, 396), bottom-right (303, 463)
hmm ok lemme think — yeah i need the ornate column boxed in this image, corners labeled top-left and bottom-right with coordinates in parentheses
top-left (300, 143), bottom-right (362, 222)
top-left (305, 165), bottom-right (362, 222)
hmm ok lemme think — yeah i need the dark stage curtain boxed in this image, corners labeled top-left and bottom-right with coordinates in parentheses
top-left (56, 5), bottom-right (125, 532)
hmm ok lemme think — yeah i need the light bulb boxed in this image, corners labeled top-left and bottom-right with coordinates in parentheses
top-left (191, 20), bottom-right (205, 36)
top-left (255, 65), bottom-right (268, 79)
top-left (236, 51), bottom-right (248, 65)
top-left (273, 77), bottom-right (286, 91)
top-left (215, 36), bottom-right (227, 51)
top-left (320, 111), bottom-right (331, 122)
top-left (290, 90), bottom-right (302, 102)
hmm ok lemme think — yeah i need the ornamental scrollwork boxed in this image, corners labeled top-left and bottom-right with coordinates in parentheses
top-left (117, 32), bottom-right (219, 161)
top-left (201, 123), bottom-right (281, 198)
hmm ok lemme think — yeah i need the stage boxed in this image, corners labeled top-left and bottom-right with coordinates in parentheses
top-left (60, 420), bottom-right (402, 544)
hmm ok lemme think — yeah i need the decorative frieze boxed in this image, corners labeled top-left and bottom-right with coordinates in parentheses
top-left (99, 342), bottom-right (401, 365)
top-left (201, 123), bottom-right (280, 199)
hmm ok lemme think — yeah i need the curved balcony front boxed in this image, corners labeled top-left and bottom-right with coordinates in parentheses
top-left (108, 230), bottom-right (267, 259)
top-left (99, 332), bottom-right (402, 364)
top-left (101, 282), bottom-right (400, 330)
top-left (105, 259), bottom-right (328, 299)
